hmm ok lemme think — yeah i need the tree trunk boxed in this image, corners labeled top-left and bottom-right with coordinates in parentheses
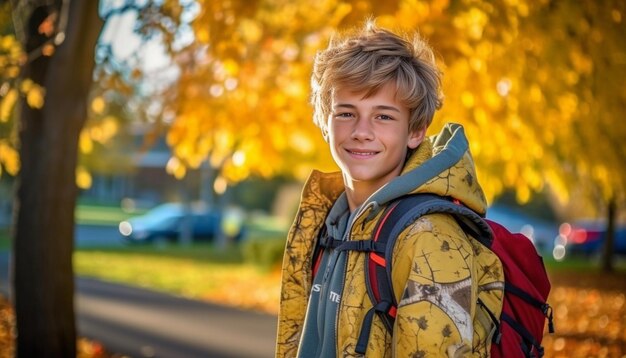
top-left (601, 196), bottom-right (617, 272)
top-left (12, 1), bottom-right (102, 357)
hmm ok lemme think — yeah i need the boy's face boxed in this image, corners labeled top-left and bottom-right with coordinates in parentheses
top-left (328, 82), bottom-right (425, 195)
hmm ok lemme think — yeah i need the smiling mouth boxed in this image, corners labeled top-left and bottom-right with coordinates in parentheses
top-left (346, 149), bottom-right (379, 157)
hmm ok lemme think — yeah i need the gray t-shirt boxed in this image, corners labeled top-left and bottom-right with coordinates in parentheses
top-left (297, 194), bottom-right (359, 357)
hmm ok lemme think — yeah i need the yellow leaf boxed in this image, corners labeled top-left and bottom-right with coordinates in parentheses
top-left (289, 131), bottom-right (314, 154)
top-left (42, 43), bottom-right (55, 57)
top-left (213, 175), bottom-right (227, 195)
top-left (26, 85), bottom-right (45, 109)
top-left (20, 79), bottom-right (33, 92)
top-left (102, 116), bottom-right (118, 140)
top-left (91, 96), bottom-right (106, 114)
top-left (222, 59), bottom-right (239, 76)
top-left (79, 131), bottom-right (93, 154)
top-left (232, 150), bottom-right (245, 167)
top-left (484, 90), bottom-right (501, 110)
top-left (238, 19), bottom-right (262, 44)
top-left (515, 184), bottom-right (530, 204)
top-left (166, 156), bottom-right (186, 179)
top-left (5, 65), bottom-right (20, 78)
top-left (91, 116), bottom-right (119, 143)
top-left (0, 88), bottom-right (18, 122)
top-left (76, 166), bottom-right (92, 189)
top-left (473, 108), bottom-right (488, 126)
top-left (0, 141), bottom-right (20, 175)
top-left (529, 84), bottom-right (543, 103)
top-left (504, 161), bottom-right (518, 186)
top-left (196, 27), bottom-right (209, 43)
top-left (461, 91), bottom-right (474, 108)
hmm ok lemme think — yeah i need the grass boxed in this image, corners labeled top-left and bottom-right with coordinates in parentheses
top-left (73, 243), bottom-right (283, 313)
top-left (544, 254), bottom-right (626, 272)
top-left (75, 203), bottom-right (146, 226)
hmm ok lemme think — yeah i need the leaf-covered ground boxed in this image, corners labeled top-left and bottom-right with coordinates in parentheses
top-left (0, 295), bottom-right (112, 357)
top-left (0, 269), bottom-right (624, 357)
top-left (542, 270), bottom-right (626, 357)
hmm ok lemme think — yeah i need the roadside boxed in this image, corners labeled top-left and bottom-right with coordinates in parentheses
top-left (0, 201), bottom-right (284, 357)
top-left (0, 251), bottom-right (278, 358)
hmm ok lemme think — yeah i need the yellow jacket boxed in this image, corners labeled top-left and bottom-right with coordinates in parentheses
top-left (276, 123), bottom-right (504, 357)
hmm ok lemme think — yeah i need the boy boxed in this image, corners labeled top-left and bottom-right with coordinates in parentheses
top-left (276, 22), bottom-right (504, 357)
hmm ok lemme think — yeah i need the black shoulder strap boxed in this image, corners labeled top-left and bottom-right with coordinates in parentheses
top-left (362, 194), bottom-right (493, 333)
top-left (382, 194), bottom-right (493, 256)
top-left (377, 194), bottom-right (493, 296)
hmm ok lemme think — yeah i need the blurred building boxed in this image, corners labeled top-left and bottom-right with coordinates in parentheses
top-left (81, 126), bottom-right (205, 208)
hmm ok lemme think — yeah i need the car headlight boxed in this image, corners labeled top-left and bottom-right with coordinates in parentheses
top-left (119, 221), bottom-right (133, 236)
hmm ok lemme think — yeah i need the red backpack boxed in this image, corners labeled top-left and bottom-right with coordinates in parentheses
top-left (313, 194), bottom-right (554, 357)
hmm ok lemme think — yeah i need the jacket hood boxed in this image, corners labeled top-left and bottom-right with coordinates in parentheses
top-left (359, 122), bottom-right (488, 218)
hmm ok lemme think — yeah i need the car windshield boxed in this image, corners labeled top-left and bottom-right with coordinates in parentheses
top-left (151, 215), bottom-right (182, 230)
top-left (137, 203), bottom-right (183, 225)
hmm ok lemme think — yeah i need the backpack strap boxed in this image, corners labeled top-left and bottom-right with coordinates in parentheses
top-left (352, 194), bottom-right (494, 354)
top-left (505, 282), bottom-right (555, 334)
top-left (382, 194), bottom-right (493, 252)
top-left (352, 200), bottom-right (402, 354)
top-left (311, 224), bottom-right (343, 277)
top-left (500, 313), bottom-right (545, 358)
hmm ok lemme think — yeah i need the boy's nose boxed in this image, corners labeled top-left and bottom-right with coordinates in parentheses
top-left (351, 118), bottom-right (374, 141)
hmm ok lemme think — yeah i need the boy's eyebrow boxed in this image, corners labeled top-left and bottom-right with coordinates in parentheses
top-left (332, 104), bottom-right (401, 113)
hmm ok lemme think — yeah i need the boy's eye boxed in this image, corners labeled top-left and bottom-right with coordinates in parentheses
top-left (334, 112), bottom-right (354, 118)
top-left (377, 114), bottom-right (393, 120)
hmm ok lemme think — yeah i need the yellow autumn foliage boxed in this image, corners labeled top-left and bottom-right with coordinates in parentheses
top-left (0, 0), bottom-right (623, 215)
top-left (153, 0), bottom-right (625, 211)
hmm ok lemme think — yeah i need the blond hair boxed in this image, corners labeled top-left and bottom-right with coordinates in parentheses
top-left (311, 21), bottom-right (443, 136)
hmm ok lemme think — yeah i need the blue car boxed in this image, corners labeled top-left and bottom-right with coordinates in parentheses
top-left (118, 202), bottom-right (221, 244)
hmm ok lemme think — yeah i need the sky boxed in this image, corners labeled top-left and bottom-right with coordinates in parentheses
top-left (97, 1), bottom-right (201, 94)
top-left (99, 6), bottom-right (172, 74)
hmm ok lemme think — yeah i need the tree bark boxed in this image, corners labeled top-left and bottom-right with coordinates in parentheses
top-left (12, 1), bottom-right (102, 357)
top-left (601, 196), bottom-right (616, 272)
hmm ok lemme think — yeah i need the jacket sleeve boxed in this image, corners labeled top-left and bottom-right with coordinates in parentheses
top-left (275, 171), bottom-right (345, 357)
top-left (275, 210), bottom-right (312, 357)
top-left (391, 213), bottom-right (479, 357)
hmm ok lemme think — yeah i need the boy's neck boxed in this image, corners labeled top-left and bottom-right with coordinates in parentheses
top-left (343, 181), bottom-right (379, 212)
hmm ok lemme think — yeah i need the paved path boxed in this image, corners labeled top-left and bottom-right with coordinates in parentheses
top-left (0, 252), bottom-right (277, 358)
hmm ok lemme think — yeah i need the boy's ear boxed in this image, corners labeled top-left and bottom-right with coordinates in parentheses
top-left (408, 128), bottom-right (426, 149)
